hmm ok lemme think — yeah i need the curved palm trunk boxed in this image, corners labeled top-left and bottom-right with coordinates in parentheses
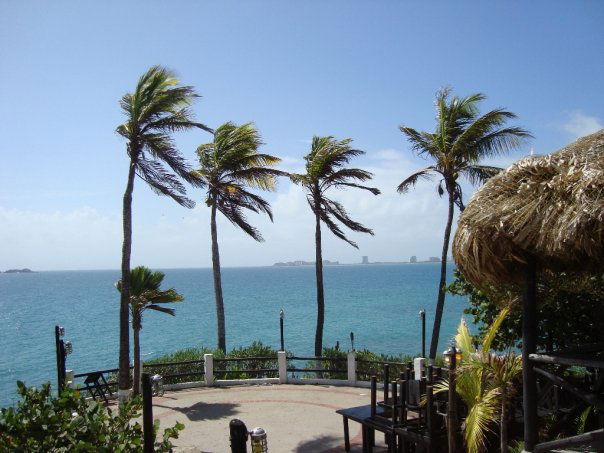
top-left (119, 161), bottom-right (136, 395)
top-left (429, 188), bottom-right (455, 361)
top-left (132, 324), bottom-right (141, 395)
top-left (211, 201), bottom-right (226, 353)
top-left (314, 207), bottom-right (325, 357)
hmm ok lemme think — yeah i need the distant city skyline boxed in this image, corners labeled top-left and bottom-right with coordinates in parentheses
top-left (1, 2), bottom-right (602, 271)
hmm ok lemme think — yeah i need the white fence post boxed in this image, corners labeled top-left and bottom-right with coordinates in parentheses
top-left (65, 369), bottom-right (74, 389)
top-left (278, 351), bottom-right (287, 384)
top-left (347, 351), bottom-right (357, 384)
top-left (204, 353), bottom-right (214, 385)
top-left (414, 357), bottom-right (425, 379)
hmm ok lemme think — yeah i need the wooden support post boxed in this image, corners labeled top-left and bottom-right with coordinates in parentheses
top-left (426, 384), bottom-right (434, 435)
top-left (383, 364), bottom-right (390, 403)
top-left (142, 373), bottom-right (154, 453)
top-left (391, 381), bottom-right (398, 425)
top-left (371, 376), bottom-right (377, 418)
top-left (523, 255), bottom-right (538, 451)
top-left (447, 346), bottom-right (458, 453)
top-left (399, 379), bottom-right (407, 426)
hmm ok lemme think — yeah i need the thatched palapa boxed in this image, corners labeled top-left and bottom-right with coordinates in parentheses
top-left (453, 129), bottom-right (604, 289)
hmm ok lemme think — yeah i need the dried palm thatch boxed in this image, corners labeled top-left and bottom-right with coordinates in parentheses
top-left (453, 129), bottom-right (604, 290)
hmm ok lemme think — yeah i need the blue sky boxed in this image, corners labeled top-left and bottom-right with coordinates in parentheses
top-left (1, 1), bottom-right (603, 270)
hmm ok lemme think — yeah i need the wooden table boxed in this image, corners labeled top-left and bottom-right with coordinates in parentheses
top-left (336, 404), bottom-right (390, 452)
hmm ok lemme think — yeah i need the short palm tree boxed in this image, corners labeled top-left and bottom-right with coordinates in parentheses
top-left (192, 122), bottom-right (285, 352)
top-left (116, 266), bottom-right (183, 395)
top-left (116, 65), bottom-right (211, 397)
top-left (291, 136), bottom-right (380, 356)
top-left (435, 307), bottom-right (522, 453)
top-left (397, 88), bottom-right (531, 361)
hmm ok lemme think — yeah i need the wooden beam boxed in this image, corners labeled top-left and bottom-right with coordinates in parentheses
top-left (530, 353), bottom-right (604, 369)
top-left (534, 428), bottom-right (603, 452)
top-left (522, 254), bottom-right (538, 452)
top-left (534, 367), bottom-right (604, 411)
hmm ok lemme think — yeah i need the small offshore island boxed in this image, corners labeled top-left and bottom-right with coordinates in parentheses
top-left (3, 268), bottom-right (34, 273)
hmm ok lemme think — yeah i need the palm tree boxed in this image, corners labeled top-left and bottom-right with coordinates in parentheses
top-left (291, 136), bottom-right (380, 356)
top-left (116, 66), bottom-right (211, 397)
top-left (192, 122), bottom-right (285, 352)
top-left (435, 307), bottom-right (522, 453)
top-left (397, 88), bottom-right (531, 361)
top-left (116, 266), bottom-right (183, 395)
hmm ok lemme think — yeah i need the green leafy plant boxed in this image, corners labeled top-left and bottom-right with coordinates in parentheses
top-left (435, 307), bottom-right (522, 453)
top-left (0, 382), bottom-right (184, 452)
top-left (116, 266), bottom-right (184, 395)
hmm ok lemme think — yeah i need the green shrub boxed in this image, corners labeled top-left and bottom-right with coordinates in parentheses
top-left (143, 341), bottom-right (280, 383)
top-left (0, 381), bottom-right (184, 452)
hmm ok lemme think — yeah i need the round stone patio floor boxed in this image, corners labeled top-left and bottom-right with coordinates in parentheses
top-left (151, 384), bottom-right (390, 452)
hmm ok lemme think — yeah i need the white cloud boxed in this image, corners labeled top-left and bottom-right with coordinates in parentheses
top-left (561, 111), bottom-right (603, 139)
top-left (0, 151), bottom-right (471, 270)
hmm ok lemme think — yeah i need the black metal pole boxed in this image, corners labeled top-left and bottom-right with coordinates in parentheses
top-left (350, 331), bottom-right (354, 351)
top-left (142, 373), bottom-right (155, 453)
top-left (59, 340), bottom-right (66, 393)
top-left (523, 255), bottom-right (538, 451)
top-left (420, 310), bottom-right (426, 358)
top-left (229, 419), bottom-right (248, 453)
top-left (279, 310), bottom-right (284, 352)
top-left (55, 326), bottom-right (63, 393)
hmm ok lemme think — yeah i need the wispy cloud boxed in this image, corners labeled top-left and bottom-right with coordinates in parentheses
top-left (561, 111), bottom-right (602, 139)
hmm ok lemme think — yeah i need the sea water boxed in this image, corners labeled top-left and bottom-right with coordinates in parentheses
top-left (0, 263), bottom-right (468, 407)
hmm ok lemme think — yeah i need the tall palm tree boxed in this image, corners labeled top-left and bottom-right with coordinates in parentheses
top-left (397, 88), bottom-right (531, 361)
top-left (116, 266), bottom-right (183, 395)
top-left (291, 136), bottom-right (380, 356)
top-left (192, 122), bottom-right (285, 352)
top-left (116, 66), bottom-right (211, 397)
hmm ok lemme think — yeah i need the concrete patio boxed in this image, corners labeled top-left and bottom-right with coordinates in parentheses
top-left (151, 384), bottom-right (390, 452)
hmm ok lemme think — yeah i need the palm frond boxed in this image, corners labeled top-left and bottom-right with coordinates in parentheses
top-left (217, 200), bottom-right (264, 242)
top-left (317, 205), bottom-right (359, 248)
top-left (146, 305), bottom-right (177, 316)
top-left (136, 159), bottom-right (195, 208)
top-left (463, 386), bottom-right (500, 453)
top-left (462, 165), bottom-right (503, 186)
top-left (323, 198), bottom-right (374, 235)
top-left (397, 167), bottom-right (436, 193)
top-left (482, 306), bottom-right (511, 353)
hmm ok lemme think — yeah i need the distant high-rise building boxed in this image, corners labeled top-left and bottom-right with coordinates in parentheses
top-left (428, 256), bottom-right (440, 262)
top-left (410, 256), bottom-right (417, 263)
top-left (362, 256), bottom-right (369, 264)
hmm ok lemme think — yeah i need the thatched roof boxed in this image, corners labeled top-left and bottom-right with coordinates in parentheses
top-left (453, 129), bottom-right (604, 288)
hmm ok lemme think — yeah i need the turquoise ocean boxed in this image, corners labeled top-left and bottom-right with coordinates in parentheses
top-left (0, 263), bottom-right (467, 407)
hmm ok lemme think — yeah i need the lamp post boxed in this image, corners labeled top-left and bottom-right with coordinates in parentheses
top-left (444, 342), bottom-right (460, 453)
top-left (350, 331), bottom-right (355, 351)
top-left (419, 310), bottom-right (426, 358)
top-left (279, 309), bottom-right (285, 351)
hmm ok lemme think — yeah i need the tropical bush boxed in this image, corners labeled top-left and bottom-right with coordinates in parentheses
top-left (434, 307), bottom-right (522, 453)
top-left (143, 341), bottom-right (281, 383)
top-left (300, 347), bottom-right (426, 380)
top-left (0, 382), bottom-right (183, 452)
